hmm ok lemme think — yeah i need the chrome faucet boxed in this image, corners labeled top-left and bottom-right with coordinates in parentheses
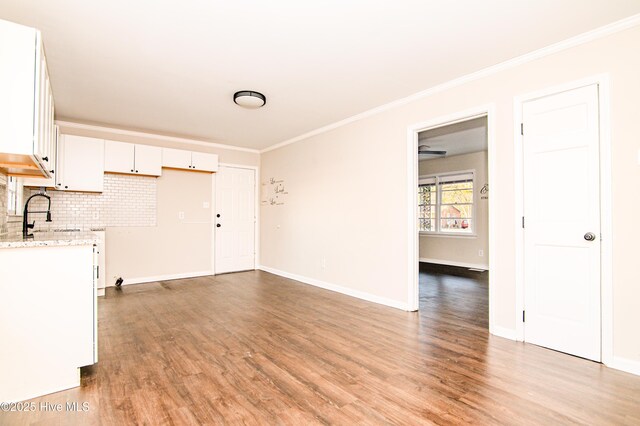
top-left (22, 193), bottom-right (52, 238)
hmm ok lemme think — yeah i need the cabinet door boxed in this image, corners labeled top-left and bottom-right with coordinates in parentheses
top-left (58, 135), bottom-right (104, 192)
top-left (22, 127), bottom-right (58, 188)
top-left (35, 50), bottom-right (48, 162)
top-left (191, 152), bottom-right (219, 172)
top-left (134, 144), bottom-right (162, 176)
top-left (161, 147), bottom-right (191, 170)
top-left (104, 140), bottom-right (134, 173)
top-left (0, 20), bottom-right (37, 156)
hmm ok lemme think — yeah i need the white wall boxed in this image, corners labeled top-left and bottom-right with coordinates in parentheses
top-left (260, 26), bottom-right (640, 366)
top-left (106, 169), bottom-right (212, 283)
top-left (418, 151), bottom-right (488, 268)
top-left (54, 123), bottom-right (260, 284)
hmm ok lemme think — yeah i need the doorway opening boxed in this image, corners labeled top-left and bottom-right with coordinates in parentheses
top-left (412, 115), bottom-right (490, 328)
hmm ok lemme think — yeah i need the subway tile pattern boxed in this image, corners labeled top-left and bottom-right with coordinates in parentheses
top-left (0, 173), bottom-right (7, 235)
top-left (27, 174), bottom-right (157, 232)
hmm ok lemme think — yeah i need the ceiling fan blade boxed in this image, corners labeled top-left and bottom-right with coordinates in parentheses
top-left (418, 150), bottom-right (447, 155)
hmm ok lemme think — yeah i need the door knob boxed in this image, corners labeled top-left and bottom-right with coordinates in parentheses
top-left (216, 224), bottom-right (221, 228)
top-left (584, 232), bottom-right (596, 241)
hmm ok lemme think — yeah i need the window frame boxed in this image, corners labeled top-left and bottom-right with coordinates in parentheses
top-left (418, 169), bottom-right (476, 237)
top-left (6, 176), bottom-right (24, 216)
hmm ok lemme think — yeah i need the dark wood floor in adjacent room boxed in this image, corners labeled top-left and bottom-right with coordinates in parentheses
top-left (2, 267), bottom-right (640, 425)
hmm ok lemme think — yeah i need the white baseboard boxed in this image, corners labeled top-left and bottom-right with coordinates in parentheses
top-left (258, 265), bottom-right (410, 311)
top-left (490, 325), bottom-right (518, 341)
top-left (110, 270), bottom-right (214, 286)
top-left (419, 257), bottom-right (489, 270)
top-left (607, 356), bottom-right (640, 377)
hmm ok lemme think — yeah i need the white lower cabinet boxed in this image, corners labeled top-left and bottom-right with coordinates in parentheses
top-left (0, 244), bottom-right (96, 402)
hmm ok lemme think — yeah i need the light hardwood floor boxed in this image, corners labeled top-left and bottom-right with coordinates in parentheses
top-left (1, 268), bottom-right (639, 425)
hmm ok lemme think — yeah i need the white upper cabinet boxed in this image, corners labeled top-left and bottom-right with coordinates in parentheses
top-left (134, 144), bottom-right (162, 176)
top-left (0, 19), bottom-right (56, 178)
top-left (24, 131), bottom-right (105, 192)
top-left (22, 126), bottom-right (59, 188)
top-left (162, 148), bottom-right (192, 169)
top-left (104, 140), bottom-right (162, 177)
top-left (104, 140), bottom-right (134, 173)
top-left (191, 152), bottom-right (219, 172)
top-left (56, 135), bottom-right (104, 192)
top-left (162, 148), bottom-right (218, 172)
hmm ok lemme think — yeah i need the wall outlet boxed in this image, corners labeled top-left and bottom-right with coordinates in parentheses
top-left (321, 258), bottom-right (326, 269)
top-left (178, 211), bottom-right (185, 220)
top-left (478, 250), bottom-right (484, 257)
top-left (202, 202), bottom-right (210, 209)
top-left (92, 211), bottom-right (100, 220)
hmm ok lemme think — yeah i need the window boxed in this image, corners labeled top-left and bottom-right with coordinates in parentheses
top-left (418, 171), bottom-right (474, 235)
top-left (7, 176), bottom-right (23, 215)
top-left (418, 177), bottom-right (436, 232)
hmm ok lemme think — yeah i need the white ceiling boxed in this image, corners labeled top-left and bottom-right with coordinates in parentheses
top-left (419, 117), bottom-right (487, 160)
top-left (1, 1), bottom-right (639, 150)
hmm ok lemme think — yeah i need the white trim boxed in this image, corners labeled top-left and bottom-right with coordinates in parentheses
top-left (55, 120), bottom-right (260, 153)
top-left (259, 265), bottom-right (410, 311)
top-left (211, 172), bottom-right (217, 275)
top-left (491, 326), bottom-right (518, 341)
top-left (215, 164), bottom-right (260, 272)
top-left (260, 14), bottom-right (640, 154)
top-left (486, 105), bottom-right (497, 337)
top-left (598, 76), bottom-right (614, 367)
top-left (607, 357), bottom-right (640, 377)
top-left (419, 258), bottom-right (488, 271)
top-left (419, 232), bottom-right (478, 239)
top-left (513, 74), bottom-right (613, 364)
top-left (406, 105), bottom-right (496, 318)
top-left (117, 271), bottom-right (214, 286)
top-left (218, 162), bottom-right (260, 170)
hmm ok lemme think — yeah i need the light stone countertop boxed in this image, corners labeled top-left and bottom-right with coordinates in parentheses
top-left (0, 231), bottom-right (102, 249)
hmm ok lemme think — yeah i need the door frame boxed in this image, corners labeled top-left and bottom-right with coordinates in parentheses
top-left (406, 104), bottom-right (497, 333)
top-left (513, 74), bottom-right (613, 364)
top-left (212, 163), bottom-right (260, 274)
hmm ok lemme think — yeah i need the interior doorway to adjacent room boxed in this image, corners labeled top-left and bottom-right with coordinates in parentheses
top-left (415, 115), bottom-right (489, 327)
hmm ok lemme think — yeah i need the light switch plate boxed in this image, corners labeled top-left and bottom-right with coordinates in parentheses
top-left (203, 202), bottom-right (210, 209)
top-left (178, 211), bottom-right (185, 220)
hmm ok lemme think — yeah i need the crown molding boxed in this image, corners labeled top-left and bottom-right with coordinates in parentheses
top-left (55, 120), bottom-right (260, 154)
top-left (261, 13), bottom-right (640, 154)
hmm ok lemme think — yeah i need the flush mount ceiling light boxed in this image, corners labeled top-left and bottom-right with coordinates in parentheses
top-left (233, 91), bottom-right (266, 109)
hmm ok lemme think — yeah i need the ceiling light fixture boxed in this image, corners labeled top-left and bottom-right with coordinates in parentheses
top-left (233, 91), bottom-right (266, 109)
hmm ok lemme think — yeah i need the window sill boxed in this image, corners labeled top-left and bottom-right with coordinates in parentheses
top-left (419, 231), bottom-right (477, 239)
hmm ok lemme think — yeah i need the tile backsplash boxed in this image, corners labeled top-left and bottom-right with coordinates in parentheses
top-left (27, 173), bottom-right (157, 232)
top-left (0, 172), bottom-right (7, 235)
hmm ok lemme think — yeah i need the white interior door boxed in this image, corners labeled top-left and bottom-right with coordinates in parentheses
top-left (215, 166), bottom-right (256, 274)
top-left (523, 84), bottom-right (601, 361)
